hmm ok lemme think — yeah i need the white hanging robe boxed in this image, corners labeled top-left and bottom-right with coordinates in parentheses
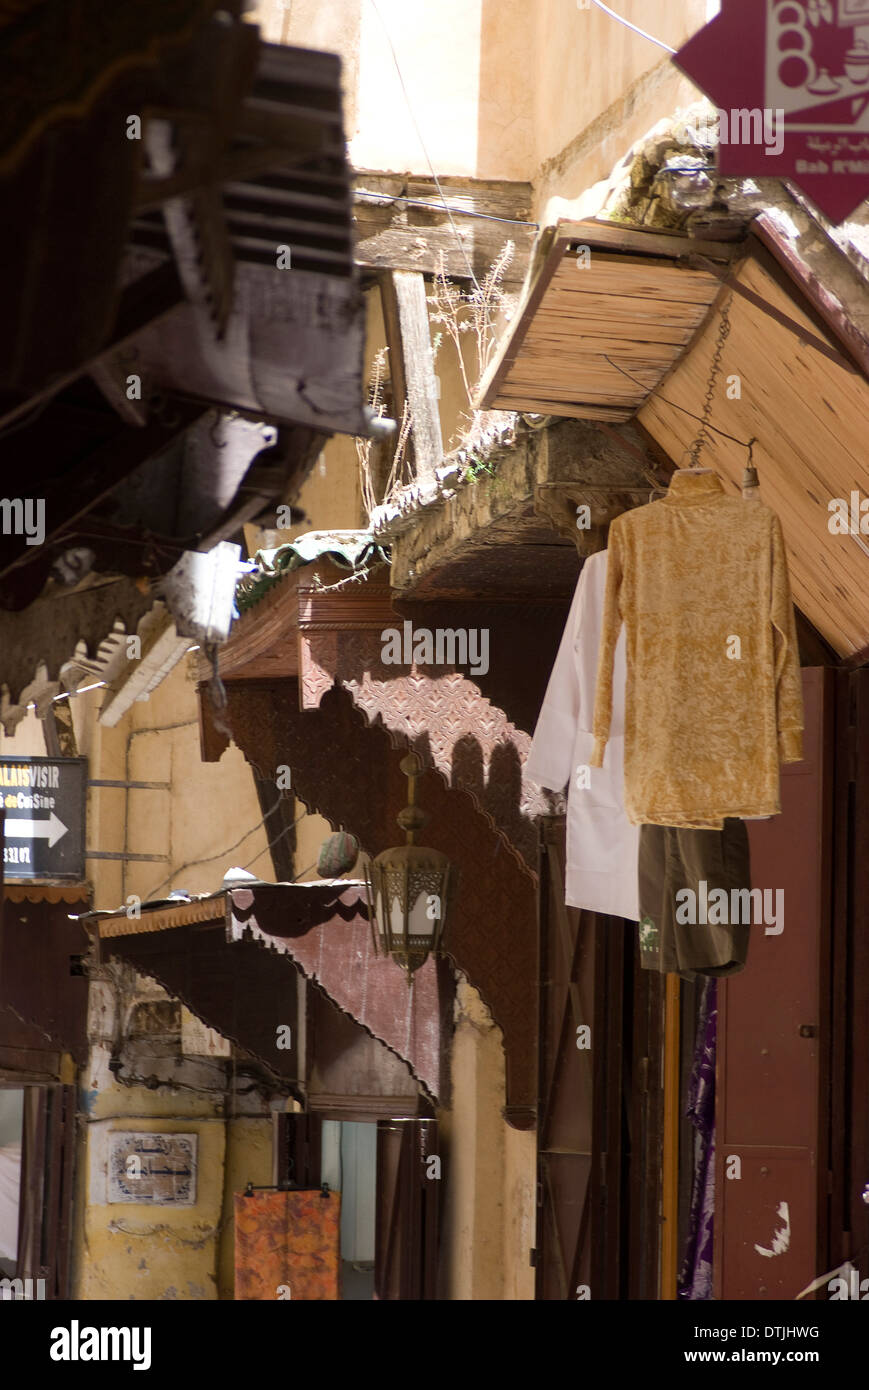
top-left (526, 549), bottom-right (639, 920)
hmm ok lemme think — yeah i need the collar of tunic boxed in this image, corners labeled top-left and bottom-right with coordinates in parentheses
top-left (664, 471), bottom-right (725, 506)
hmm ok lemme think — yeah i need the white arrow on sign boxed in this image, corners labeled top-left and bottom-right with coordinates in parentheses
top-left (6, 812), bottom-right (69, 848)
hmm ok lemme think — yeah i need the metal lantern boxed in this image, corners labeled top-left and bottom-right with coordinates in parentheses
top-left (364, 753), bottom-right (456, 980)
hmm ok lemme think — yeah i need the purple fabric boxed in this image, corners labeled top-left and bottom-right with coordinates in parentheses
top-left (678, 978), bottom-right (717, 1301)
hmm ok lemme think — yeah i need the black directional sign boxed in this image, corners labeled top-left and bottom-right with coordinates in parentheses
top-left (0, 756), bottom-right (87, 880)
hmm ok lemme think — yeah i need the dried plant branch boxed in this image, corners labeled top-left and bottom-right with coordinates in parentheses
top-left (356, 347), bottom-right (392, 522)
top-left (426, 240), bottom-right (516, 453)
top-left (382, 400), bottom-right (413, 506)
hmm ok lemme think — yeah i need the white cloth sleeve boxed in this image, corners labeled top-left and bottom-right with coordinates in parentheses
top-left (525, 569), bottom-right (585, 792)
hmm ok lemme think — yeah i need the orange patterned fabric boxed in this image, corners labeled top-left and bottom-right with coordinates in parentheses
top-left (234, 1189), bottom-right (341, 1301)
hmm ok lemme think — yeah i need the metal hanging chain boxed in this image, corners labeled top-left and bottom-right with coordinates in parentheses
top-left (689, 294), bottom-right (733, 469)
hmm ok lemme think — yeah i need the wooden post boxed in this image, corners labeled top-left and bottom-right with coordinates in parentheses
top-left (661, 974), bottom-right (681, 1298)
top-left (378, 270), bottom-right (443, 486)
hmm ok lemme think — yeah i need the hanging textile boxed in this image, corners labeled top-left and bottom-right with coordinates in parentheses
top-left (234, 1189), bottom-right (341, 1300)
top-left (527, 549), bottom-right (639, 920)
top-left (678, 980), bottom-right (718, 1301)
top-left (0, 1141), bottom-right (21, 1263)
top-left (637, 820), bottom-right (751, 977)
top-left (591, 471), bottom-right (804, 829)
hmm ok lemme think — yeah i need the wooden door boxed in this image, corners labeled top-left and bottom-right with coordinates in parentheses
top-left (536, 817), bottom-right (664, 1299)
top-left (828, 667), bottom-right (869, 1283)
top-left (714, 668), bottom-right (832, 1298)
top-left (15, 1084), bottom-right (76, 1299)
top-left (277, 1113), bottom-right (322, 1189)
top-left (374, 1119), bottom-right (439, 1300)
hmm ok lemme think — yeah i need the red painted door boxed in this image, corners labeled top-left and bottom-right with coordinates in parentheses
top-left (714, 668), bottom-right (831, 1299)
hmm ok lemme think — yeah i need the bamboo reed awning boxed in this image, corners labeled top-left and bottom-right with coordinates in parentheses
top-left (479, 212), bottom-right (869, 663)
top-left (638, 247), bottom-right (869, 663)
top-left (477, 219), bottom-right (736, 422)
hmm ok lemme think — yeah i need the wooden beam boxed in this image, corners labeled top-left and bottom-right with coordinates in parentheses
top-left (555, 218), bottom-right (738, 264)
top-left (379, 270), bottom-right (443, 485)
top-left (355, 173), bottom-right (535, 284)
top-left (0, 262), bottom-right (184, 434)
top-left (133, 138), bottom-right (321, 212)
top-left (357, 221), bottom-right (533, 283)
top-left (0, 401), bottom-right (204, 580)
top-left (88, 357), bottom-right (149, 427)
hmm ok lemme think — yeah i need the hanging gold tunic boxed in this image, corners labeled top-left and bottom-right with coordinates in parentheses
top-left (590, 471), bottom-right (804, 829)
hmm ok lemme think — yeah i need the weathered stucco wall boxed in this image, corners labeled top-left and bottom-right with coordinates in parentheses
top-left (72, 974), bottom-right (275, 1302)
top-left (80, 660), bottom-right (270, 909)
top-left (217, 1116), bottom-right (274, 1299)
top-left (248, 0), bottom-right (708, 218)
top-left (532, 1), bottom-right (708, 219)
top-left (438, 978), bottom-right (535, 1300)
top-left (75, 974), bottom-right (228, 1301)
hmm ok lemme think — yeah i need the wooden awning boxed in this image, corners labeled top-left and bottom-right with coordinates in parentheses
top-left (477, 219), bottom-right (736, 422)
top-left (638, 238), bottom-right (869, 662)
top-left (198, 568), bottom-right (543, 1127)
top-left (479, 213), bottom-right (869, 663)
top-left (85, 882), bottom-right (450, 1103)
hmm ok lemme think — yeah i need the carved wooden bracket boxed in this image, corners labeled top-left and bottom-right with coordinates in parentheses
top-left (297, 575), bottom-right (550, 875)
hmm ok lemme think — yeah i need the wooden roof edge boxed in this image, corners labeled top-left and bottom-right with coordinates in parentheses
top-left (96, 896), bottom-right (227, 938)
top-left (207, 565), bottom-right (304, 681)
top-left (553, 217), bottom-right (740, 263)
top-left (752, 214), bottom-right (869, 384)
top-left (476, 217), bottom-right (740, 410)
top-left (476, 224), bottom-right (561, 409)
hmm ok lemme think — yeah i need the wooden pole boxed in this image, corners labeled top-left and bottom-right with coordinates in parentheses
top-left (661, 974), bottom-right (681, 1298)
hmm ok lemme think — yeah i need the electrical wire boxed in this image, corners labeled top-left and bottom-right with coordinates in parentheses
top-left (602, 354), bottom-right (757, 453)
top-left (143, 799), bottom-right (308, 902)
top-left (588, 0), bottom-right (677, 54)
top-left (366, 0), bottom-right (482, 291)
top-left (238, 814), bottom-right (310, 876)
top-left (354, 189), bottom-right (539, 229)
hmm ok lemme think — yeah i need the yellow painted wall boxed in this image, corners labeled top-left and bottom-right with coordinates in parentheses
top-left (77, 1115), bottom-right (226, 1301)
top-left (2, 641), bottom-right (279, 1300)
top-left (438, 978), bottom-right (535, 1300)
top-left (217, 1117), bottom-right (274, 1299)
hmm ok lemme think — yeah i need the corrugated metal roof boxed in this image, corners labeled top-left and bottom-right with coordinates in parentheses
top-left (82, 881), bottom-right (448, 1101)
top-left (236, 531), bottom-right (389, 611)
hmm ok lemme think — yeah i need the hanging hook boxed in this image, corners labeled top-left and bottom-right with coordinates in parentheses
top-left (742, 437), bottom-right (760, 498)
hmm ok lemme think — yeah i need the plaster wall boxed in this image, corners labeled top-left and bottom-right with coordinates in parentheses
top-left (217, 1115), bottom-right (274, 1299)
top-left (531, 1), bottom-right (707, 217)
top-left (82, 660), bottom-right (270, 908)
top-left (75, 980), bottom-right (229, 1304)
top-left (73, 975), bottom-right (275, 1301)
top-left (438, 978), bottom-right (535, 1300)
top-left (249, 0), bottom-right (707, 215)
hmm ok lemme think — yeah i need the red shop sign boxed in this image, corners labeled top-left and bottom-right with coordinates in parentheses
top-left (674, 0), bottom-right (869, 222)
